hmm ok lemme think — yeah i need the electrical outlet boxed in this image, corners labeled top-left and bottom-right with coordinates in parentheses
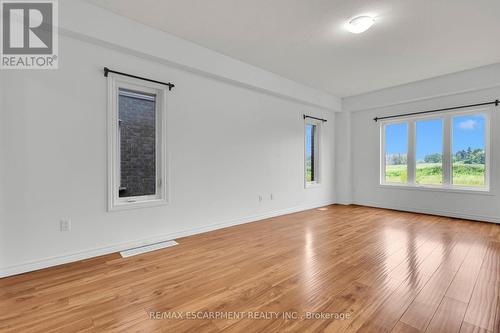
top-left (270, 193), bottom-right (274, 200)
top-left (258, 195), bottom-right (263, 202)
top-left (60, 219), bottom-right (71, 232)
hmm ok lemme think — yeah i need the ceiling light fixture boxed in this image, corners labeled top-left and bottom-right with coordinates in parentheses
top-left (345, 15), bottom-right (375, 34)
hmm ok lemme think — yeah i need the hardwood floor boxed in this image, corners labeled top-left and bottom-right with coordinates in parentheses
top-left (1, 205), bottom-right (499, 333)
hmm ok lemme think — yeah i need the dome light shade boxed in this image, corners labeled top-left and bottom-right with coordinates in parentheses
top-left (346, 16), bottom-right (375, 34)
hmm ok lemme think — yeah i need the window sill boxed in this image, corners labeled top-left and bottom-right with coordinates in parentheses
top-left (109, 198), bottom-right (168, 212)
top-left (305, 182), bottom-right (321, 189)
top-left (378, 183), bottom-right (493, 195)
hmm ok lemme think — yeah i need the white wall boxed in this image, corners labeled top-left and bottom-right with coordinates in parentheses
top-left (343, 64), bottom-right (500, 223)
top-left (334, 111), bottom-right (352, 204)
top-left (0, 21), bottom-right (337, 276)
top-left (60, 0), bottom-right (340, 112)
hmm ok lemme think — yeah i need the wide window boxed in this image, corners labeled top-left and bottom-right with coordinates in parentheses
top-left (107, 74), bottom-right (168, 210)
top-left (381, 109), bottom-right (489, 191)
top-left (305, 119), bottom-right (321, 187)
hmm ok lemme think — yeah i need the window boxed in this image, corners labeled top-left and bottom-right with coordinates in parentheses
top-left (381, 109), bottom-right (490, 191)
top-left (383, 122), bottom-right (408, 184)
top-left (107, 74), bottom-right (168, 210)
top-left (452, 114), bottom-right (487, 187)
top-left (416, 119), bottom-right (443, 185)
top-left (305, 119), bottom-right (321, 186)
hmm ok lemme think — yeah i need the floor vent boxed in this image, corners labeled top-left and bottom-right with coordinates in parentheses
top-left (120, 240), bottom-right (178, 258)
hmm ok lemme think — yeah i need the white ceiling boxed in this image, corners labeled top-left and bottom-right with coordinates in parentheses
top-left (88, 0), bottom-right (500, 97)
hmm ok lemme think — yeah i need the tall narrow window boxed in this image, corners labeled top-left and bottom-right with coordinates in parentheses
top-left (384, 122), bottom-right (408, 183)
top-left (118, 89), bottom-right (157, 197)
top-left (305, 119), bottom-right (320, 186)
top-left (107, 74), bottom-right (168, 210)
top-left (416, 118), bottom-right (443, 185)
top-left (452, 114), bottom-right (486, 187)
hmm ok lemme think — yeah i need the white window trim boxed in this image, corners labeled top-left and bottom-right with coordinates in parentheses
top-left (107, 73), bottom-right (169, 211)
top-left (304, 118), bottom-right (322, 188)
top-left (380, 106), bottom-right (491, 192)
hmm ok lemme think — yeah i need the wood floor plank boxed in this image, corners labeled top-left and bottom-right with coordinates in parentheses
top-left (0, 205), bottom-right (499, 333)
top-left (393, 321), bottom-right (422, 333)
top-left (425, 296), bottom-right (468, 333)
top-left (353, 270), bottom-right (432, 332)
top-left (446, 243), bottom-right (488, 303)
top-left (460, 322), bottom-right (492, 333)
top-left (399, 238), bottom-right (470, 331)
top-left (463, 241), bottom-right (500, 332)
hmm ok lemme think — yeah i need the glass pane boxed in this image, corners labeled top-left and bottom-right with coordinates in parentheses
top-left (305, 124), bottom-right (316, 182)
top-left (384, 122), bottom-right (408, 183)
top-left (118, 88), bottom-right (157, 197)
top-left (416, 119), bottom-right (443, 185)
top-left (452, 114), bottom-right (486, 187)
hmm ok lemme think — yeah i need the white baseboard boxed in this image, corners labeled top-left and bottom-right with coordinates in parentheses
top-left (354, 200), bottom-right (500, 224)
top-left (0, 200), bottom-right (335, 278)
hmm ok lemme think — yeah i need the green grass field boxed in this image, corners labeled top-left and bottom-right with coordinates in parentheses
top-left (306, 160), bottom-right (312, 182)
top-left (385, 163), bottom-right (485, 186)
top-left (451, 163), bottom-right (485, 186)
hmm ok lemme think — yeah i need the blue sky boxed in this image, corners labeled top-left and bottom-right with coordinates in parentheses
top-left (306, 124), bottom-right (313, 157)
top-left (385, 115), bottom-right (485, 160)
top-left (452, 115), bottom-right (485, 154)
top-left (385, 122), bottom-right (407, 154)
top-left (416, 119), bottom-right (442, 160)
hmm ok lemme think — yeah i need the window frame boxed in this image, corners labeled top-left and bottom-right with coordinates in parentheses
top-left (107, 73), bottom-right (169, 211)
top-left (304, 118), bottom-right (322, 188)
top-left (380, 107), bottom-right (491, 192)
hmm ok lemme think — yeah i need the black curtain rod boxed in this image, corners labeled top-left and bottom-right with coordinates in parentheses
top-left (304, 115), bottom-right (327, 122)
top-left (374, 99), bottom-right (499, 122)
top-left (103, 67), bottom-right (175, 91)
